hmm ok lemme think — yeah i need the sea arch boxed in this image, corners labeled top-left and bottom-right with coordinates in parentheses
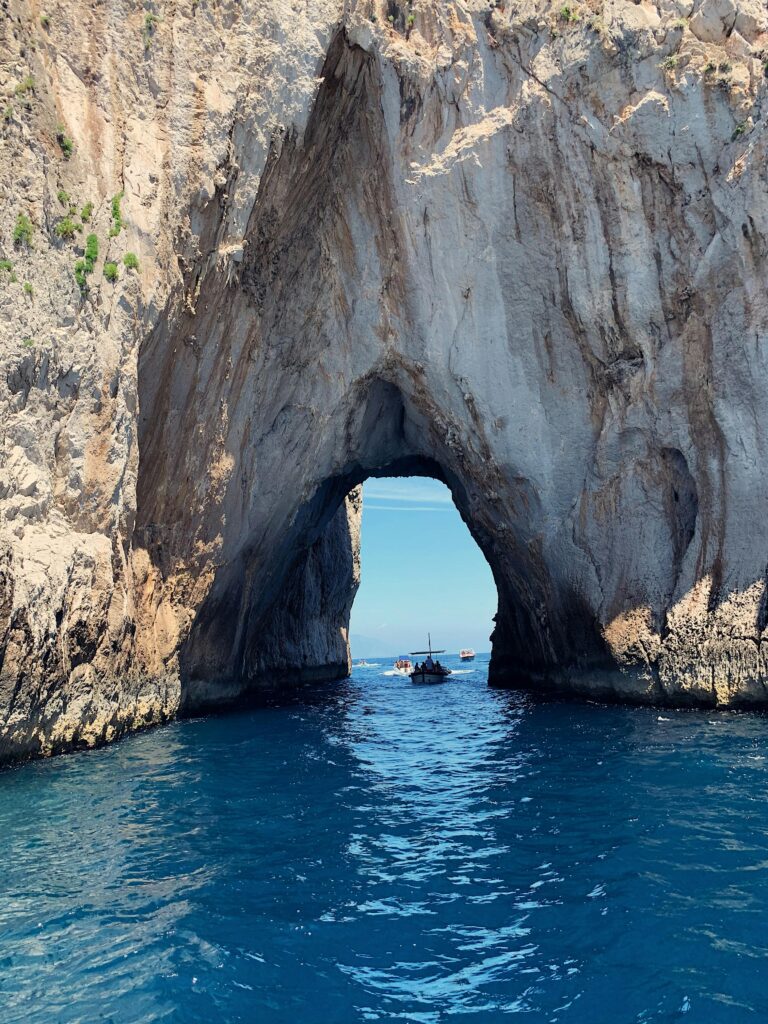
top-left (132, 28), bottom-right (713, 712)
top-left (135, 361), bottom-right (604, 711)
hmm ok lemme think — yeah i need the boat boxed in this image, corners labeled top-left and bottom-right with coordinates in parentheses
top-left (393, 658), bottom-right (413, 675)
top-left (409, 634), bottom-right (452, 684)
top-left (355, 660), bottom-right (369, 667)
top-left (459, 648), bottom-right (475, 661)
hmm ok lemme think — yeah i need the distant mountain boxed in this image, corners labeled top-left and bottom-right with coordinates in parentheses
top-left (349, 634), bottom-right (395, 658)
top-left (350, 634), bottom-right (492, 659)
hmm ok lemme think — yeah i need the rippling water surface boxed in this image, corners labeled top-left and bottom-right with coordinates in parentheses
top-left (1, 654), bottom-right (768, 1022)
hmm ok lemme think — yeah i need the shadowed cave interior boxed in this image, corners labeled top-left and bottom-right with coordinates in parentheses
top-left (177, 456), bottom-right (504, 705)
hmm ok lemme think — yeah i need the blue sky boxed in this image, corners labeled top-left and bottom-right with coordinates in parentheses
top-left (349, 477), bottom-right (497, 657)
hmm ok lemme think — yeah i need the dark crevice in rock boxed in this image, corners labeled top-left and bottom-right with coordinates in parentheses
top-left (757, 568), bottom-right (768, 636)
top-left (662, 446), bottom-right (698, 577)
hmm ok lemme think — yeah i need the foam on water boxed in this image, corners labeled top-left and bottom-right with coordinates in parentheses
top-left (0, 653), bottom-right (767, 1022)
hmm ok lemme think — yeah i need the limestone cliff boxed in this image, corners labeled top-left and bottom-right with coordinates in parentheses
top-left (1, 0), bottom-right (767, 761)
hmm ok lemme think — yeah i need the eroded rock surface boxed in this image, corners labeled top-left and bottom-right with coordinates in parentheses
top-left (1, 0), bottom-right (767, 760)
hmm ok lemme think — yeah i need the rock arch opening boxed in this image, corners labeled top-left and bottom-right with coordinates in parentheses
top-left (348, 475), bottom-right (497, 663)
top-left (160, 448), bottom-right (516, 711)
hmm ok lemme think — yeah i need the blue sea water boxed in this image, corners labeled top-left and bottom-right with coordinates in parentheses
top-left (1, 653), bottom-right (767, 1023)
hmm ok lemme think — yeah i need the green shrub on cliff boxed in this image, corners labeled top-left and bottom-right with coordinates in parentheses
top-left (13, 213), bottom-right (33, 246)
top-left (123, 251), bottom-right (139, 270)
top-left (74, 233), bottom-right (99, 292)
top-left (74, 259), bottom-right (88, 291)
top-left (103, 261), bottom-right (119, 282)
top-left (56, 125), bottom-right (73, 159)
top-left (55, 217), bottom-right (77, 240)
top-left (85, 233), bottom-right (98, 265)
top-left (14, 76), bottom-right (35, 95)
top-left (144, 12), bottom-right (158, 48)
top-left (109, 192), bottom-right (124, 236)
top-left (80, 201), bottom-right (93, 222)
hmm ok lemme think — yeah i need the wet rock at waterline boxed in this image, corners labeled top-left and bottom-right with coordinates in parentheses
top-left (1, 0), bottom-right (768, 761)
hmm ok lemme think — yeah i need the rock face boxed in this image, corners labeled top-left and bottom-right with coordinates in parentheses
top-left (1, 0), bottom-right (768, 761)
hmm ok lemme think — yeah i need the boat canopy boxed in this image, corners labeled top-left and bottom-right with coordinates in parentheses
top-left (411, 633), bottom-right (444, 656)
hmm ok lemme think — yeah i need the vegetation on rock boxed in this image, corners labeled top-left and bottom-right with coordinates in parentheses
top-left (74, 260), bottom-right (88, 290)
top-left (85, 233), bottom-right (98, 265)
top-left (14, 76), bottom-right (35, 95)
top-left (56, 125), bottom-right (74, 159)
top-left (13, 213), bottom-right (33, 247)
top-left (144, 12), bottom-right (159, 49)
top-left (55, 217), bottom-right (77, 240)
top-left (74, 233), bottom-right (100, 291)
top-left (109, 192), bottom-right (124, 236)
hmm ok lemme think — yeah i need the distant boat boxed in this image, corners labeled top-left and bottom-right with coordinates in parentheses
top-left (393, 658), bottom-right (413, 675)
top-left (409, 634), bottom-right (452, 685)
top-left (355, 660), bottom-right (369, 667)
top-left (459, 648), bottom-right (475, 661)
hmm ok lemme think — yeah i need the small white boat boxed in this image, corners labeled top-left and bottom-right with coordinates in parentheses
top-left (355, 660), bottom-right (369, 667)
top-left (459, 648), bottom-right (475, 661)
top-left (393, 658), bottom-right (413, 675)
top-left (409, 635), bottom-right (451, 685)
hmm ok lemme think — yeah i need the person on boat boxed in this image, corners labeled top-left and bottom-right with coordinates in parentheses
top-left (425, 655), bottom-right (434, 671)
